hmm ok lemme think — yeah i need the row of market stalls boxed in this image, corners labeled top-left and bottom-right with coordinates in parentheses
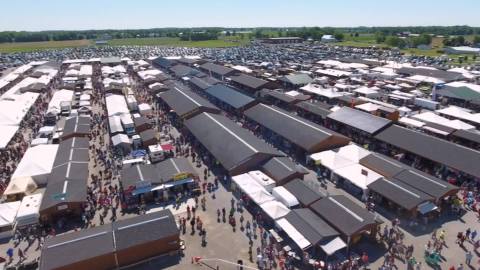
top-left (374, 124), bottom-right (480, 181)
top-left (243, 103), bottom-right (351, 157)
top-left (231, 173), bottom-right (379, 259)
top-left (0, 194), bottom-right (42, 238)
top-left (309, 143), bottom-right (459, 217)
top-left (39, 209), bottom-right (180, 270)
top-left (120, 158), bottom-right (199, 209)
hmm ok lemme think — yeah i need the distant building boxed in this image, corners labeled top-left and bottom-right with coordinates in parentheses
top-left (261, 37), bottom-right (303, 44)
top-left (444, 46), bottom-right (480, 55)
top-left (321, 35), bottom-right (336, 43)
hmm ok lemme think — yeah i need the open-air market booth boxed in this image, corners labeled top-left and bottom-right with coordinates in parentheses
top-left (260, 156), bottom-right (309, 186)
top-left (121, 159), bottom-right (199, 208)
top-left (15, 193), bottom-right (42, 229)
top-left (112, 134), bottom-right (132, 155)
top-left (184, 112), bottom-right (283, 175)
top-left (248, 170), bottom-right (276, 192)
top-left (138, 103), bottom-right (152, 115)
top-left (367, 178), bottom-right (435, 217)
top-left (39, 210), bottom-right (180, 270)
top-left (332, 163), bottom-right (383, 200)
top-left (275, 208), bottom-right (346, 258)
top-left (232, 173), bottom-right (275, 207)
top-left (309, 196), bottom-right (379, 245)
top-left (283, 179), bottom-right (324, 207)
top-left (158, 86), bottom-right (220, 120)
top-left (0, 201), bottom-right (21, 239)
top-left (272, 186), bottom-right (300, 208)
top-left (260, 200), bottom-right (291, 220)
top-left (108, 115), bottom-right (124, 134)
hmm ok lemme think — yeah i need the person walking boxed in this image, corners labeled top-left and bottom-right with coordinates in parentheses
top-left (465, 251), bottom-right (473, 266)
top-left (471, 230), bottom-right (477, 242)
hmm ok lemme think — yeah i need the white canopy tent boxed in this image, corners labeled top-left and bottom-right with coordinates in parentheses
top-left (0, 201), bottom-right (21, 238)
top-left (320, 237), bottom-right (347, 256)
top-left (260, 200), bottom-right (291, 220)
top-left (272, 186), bottom-right (299, 208)
top-left (11, 144), bottom-right (59, 185)
top-left (15, 193), bottom-right (42, 228)
top-left (333, 163), bottom-right (383, 190)
top-left (336, 144), bottom-right (370, 163)
top-left (0, 125), bottom-right (19, 149)
top-left (232, 174), bottom-right (275, 205)
top-left (275, 218), bottom-right (311, 250)
top-left (308, 150), bottom-right (355, 170)
top-left (138, 103), bottom-right (152, 115)
top-left (248, 170), bottom-right (276, 193)
top-left (3, 176), bottom-right (38, 199)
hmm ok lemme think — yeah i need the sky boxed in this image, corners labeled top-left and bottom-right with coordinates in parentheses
top-left (1, 0), bottom-right (479, 31)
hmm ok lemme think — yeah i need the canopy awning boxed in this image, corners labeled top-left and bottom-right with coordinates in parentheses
top-left (272, 186), bottom-right (299, 208)
top-left (418, 201), bottom-right (438, 215)
top-left (320, 236), bottom-right (347, 256)
top-left (260, 200), bottom-right (290, 220)
top-left (276, 218), bottom-right (311, 250)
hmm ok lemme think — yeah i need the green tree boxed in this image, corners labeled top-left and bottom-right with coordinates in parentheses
top-left (473, 35), bottom-right (480, 45)
top-left (386, 36), bottom-right (407, 48)
top-left (375, 32), bottom-right (386, 43)
top-left (334, 32), bottom-right (344, 41)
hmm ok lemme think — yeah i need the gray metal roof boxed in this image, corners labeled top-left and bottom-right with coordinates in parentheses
top-left (375, 125), bottom-right (480, 178)
top-left (205, 84), bottom-right (256, 109)
top-left (245, 104), bottom-right (350, 152)
top-left (283, 179), bottom-right (323, 207)
top-left (310, 195), bottom-right (377, 237)
top-left (327, 107), bottom-right (392, 135)
top-left (159, 86), bottom-right (219, 118)
top-left (184, 112), bottom-right (283, 173)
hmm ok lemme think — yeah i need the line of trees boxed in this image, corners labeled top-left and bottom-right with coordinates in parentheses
top-left (0, 26), bottom-right (479, 44)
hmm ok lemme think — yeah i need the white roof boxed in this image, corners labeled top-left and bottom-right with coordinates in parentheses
top-left (260, 200), bottom-right (290, 220)
top-left (0, 91), bottom-right (40, 126)
top-left (16, 193), bottom-right (42, 227)
top-left (108, 116), bottom-right (123, 134)
top-left (232, 65), bottom-right (253, 73)
top-left (31, 138), bottom-right (49, 146)
top-left (232, 174), bottom-right (274, 205)
top-left (407, 75), bottom-right (445, 84)
top-left (105, 94), bottom-right (129, 117)
top-left (0, 201), bottom-right (21, 227)
top-left (309, 150), bottom-right (355, 170)
top-left (354, 87), bottom-right (379, 96)
top-left (337, 144), bottom-right (371, 162)
top-left (315, 69), bottom-right (352, 78)
top-left (399, 117), bottom-right (425, 128)
top-left (0, 125), bottom-right (19, 149)
top-left (248, 170), bottom-right (275, 191)
top-left (112, 134), bottom-right (130, 146)
top-left (334, 164), bottom-right (383, 190)
top-left (300, 84), bottom-right (350, 98)
top-left (412, 112), bottom-right (453, 126)
top-left (48, 90), bottom-right (74, 113)
top-left (437, 106), bottom-right (480, 125)
top-left (320, 237), bottom-right (347, 256)
top-left (355, 102), bottom-right (381, 112)
top-left (3, 176), bottom-right (38, 197)
top-left (448, 46), bottom-right (480, 52)
top-left (272, 186), bottom-right (299, 208)
top-left (276, 218), bottom-right (311, 250)
top-left (12, 144), bottom-right (59, 181)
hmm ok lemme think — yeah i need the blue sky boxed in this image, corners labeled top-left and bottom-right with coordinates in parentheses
top-left (1, 0), bottom-right (479, 31)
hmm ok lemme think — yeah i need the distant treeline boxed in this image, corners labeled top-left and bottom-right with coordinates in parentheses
top-left (0, 26), bottom-right (478, 44)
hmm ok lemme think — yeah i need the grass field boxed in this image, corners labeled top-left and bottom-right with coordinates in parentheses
top-left (0, 36), bottom-right (249, 53)
top-left (107, 36), bottom-right (249, 47)
top-left (335, 34), bottom-right (389, 48)
top-left (0, 39), bottom-right (92, 53)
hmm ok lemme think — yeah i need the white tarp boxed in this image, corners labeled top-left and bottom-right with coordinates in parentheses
top-left (276, 218), bottom-right (311, 250)
top-left (232, 174), bottom-right (274, 205)
top-left (15, 193), bottom-right (42, 227)
top-left (336, 144), bottom-right (370, 163)
top-left (272, 186), bottom-right (299, 208)
top-left (320, 237), bottom-right (347, 256)
top-left (3, 176), bottom-right (38, 197)
top-left (48, 89), bottom-right (74, 114)
top-left (399, 117), bottom-right (425, 128)
top-left (108, 115), bottom-right (124, 134)
top-left (11, 144), bottom-right (59, 185)
top-left (112, 133), bottom-right (131, 146)
top-left (260, 200), bottom-right (290, 220)
top-left (138, 103), bottom-right (152, 114)
top-left (309, 150), bottom-right (355, 170)
top-left (0, 201), bottom-right (21, 227)
top-left (248, 170), bottom-right (276, 193)
top-left (105, 94), bottom-right (129, 117)
top-left (0, 125), bottom-right (19, 149)
top-left (334, 164), bottom-right (382, 190)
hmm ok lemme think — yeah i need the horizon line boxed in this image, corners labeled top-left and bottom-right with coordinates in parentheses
top-left (1, 24), bottom-right (479, 32)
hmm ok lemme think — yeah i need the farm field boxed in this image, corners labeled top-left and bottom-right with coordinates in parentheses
top-left (0, 39), bottom-right (92, 53)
